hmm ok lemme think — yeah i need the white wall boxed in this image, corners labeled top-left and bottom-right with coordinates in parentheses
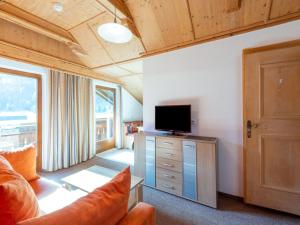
top-left (122, 87), bottom-right (143, 122)
top-left (143, 20), bottom-right (300, 197)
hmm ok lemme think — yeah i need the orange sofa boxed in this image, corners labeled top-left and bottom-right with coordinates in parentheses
top-left (0, 146), bottom-right (156, 225)
top-left (28, 178), bottom-right (156, 225)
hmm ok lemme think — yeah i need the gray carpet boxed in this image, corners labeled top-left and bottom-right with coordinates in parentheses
top-left (143, 186), bottom-right (300, 225)
top-left (41, 156), bottom-right (300, 225)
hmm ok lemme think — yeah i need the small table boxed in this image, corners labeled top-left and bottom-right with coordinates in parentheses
top-left (62, 166), bottom-right (144, 209)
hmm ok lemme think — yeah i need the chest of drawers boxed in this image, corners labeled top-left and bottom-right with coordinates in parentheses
top-left (134, 132), bottom-right (217, 208)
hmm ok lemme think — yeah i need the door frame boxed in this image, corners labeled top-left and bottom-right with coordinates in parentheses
top-left (0, 67), bottom-right (43, 170)
top-left (95, 85), bottom-right (116, 153)
top-left (242, 39), bottom-right (300, 200)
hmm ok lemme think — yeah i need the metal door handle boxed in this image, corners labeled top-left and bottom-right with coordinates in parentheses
top-left (163, 142), bottom-right (173, 145)
top-left (247, 120), bottom-right (259, 138)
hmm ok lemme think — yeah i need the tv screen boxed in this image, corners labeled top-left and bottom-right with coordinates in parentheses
top-left (155, 105), bottom-right (191, 133)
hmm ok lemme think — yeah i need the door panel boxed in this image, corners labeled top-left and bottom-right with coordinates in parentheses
top-left (260, 61), bottom-right (300, 119)
top-left (244, 41), bottom-right (300, 215)
top-left (260, 135), bottom-right (300, 193)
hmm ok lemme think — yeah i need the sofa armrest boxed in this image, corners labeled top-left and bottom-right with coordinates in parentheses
top-left (117, 203), bottom-right (155, 225)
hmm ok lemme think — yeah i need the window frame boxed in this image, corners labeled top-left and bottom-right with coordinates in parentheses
top-left (95, 85), bottom-right (116, 153)
top-left (0, 67), bottom-right (42, 170)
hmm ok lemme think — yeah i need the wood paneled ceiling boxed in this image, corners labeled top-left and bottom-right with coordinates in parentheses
top-left (1, 0), bottom-right (300, 103)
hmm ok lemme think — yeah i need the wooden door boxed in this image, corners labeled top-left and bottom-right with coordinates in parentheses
top-left (244, 40), bottom-right (300, 216)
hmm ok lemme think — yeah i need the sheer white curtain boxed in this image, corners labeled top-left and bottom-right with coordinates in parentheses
top-left (43, 70), bottom-right (95, 171)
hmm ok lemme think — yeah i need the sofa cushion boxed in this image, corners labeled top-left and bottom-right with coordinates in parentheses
top-left (18, 167), bottom-right (131, 225)
top-left (0, 156), bottom-right (40, 225)
top-left (0, 145), bottom-right (39, 181)
top-left (29, 177), bottom-right (62, 200)
top-left (0, 155), bottom-right (13, 170)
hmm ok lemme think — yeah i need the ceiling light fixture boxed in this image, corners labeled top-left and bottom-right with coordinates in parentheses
top-left (97, 7), bottom-right (133, 44)
top-left (53, 2), bottom-right (63, 12)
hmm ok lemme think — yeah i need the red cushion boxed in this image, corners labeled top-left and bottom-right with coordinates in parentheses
top-left (18, 167), bottom-right (131, 225)
top-left (0, 145), bottom-right (39, 181)
top-left (0, 156), bottom-right (40, 225)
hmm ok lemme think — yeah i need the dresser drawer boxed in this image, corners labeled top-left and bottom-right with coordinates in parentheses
top-left (156, 167), bottom-right (182, 184)
top-left (156, 147), bottom-right (182, 161)
top-left (156, 157), bottom-right (182, 173)
top-left (156, 137), bottom-right (181, 150)
top-left (157, 178), bottom-right (182, 196)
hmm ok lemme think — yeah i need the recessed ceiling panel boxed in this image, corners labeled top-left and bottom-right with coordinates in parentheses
top-left (6, 0), bottom-right (106, 29)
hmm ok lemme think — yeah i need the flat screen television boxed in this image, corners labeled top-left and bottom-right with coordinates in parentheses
top-left (155, 105), bottom-right (191, 134)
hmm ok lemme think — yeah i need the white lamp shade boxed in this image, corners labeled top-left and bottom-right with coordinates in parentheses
top-left (97, 23), bottom-right (133, 44)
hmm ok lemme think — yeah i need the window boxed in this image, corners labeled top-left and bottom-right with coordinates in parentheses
top-left (95, 86), bottom-right (116, 152)
top-left (0, 68), bottom-right (41, 155)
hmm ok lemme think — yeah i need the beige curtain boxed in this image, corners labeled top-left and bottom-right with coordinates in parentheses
top-left (44, 70), bottom-right (95, 171)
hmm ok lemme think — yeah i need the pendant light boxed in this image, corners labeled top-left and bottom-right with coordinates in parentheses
top-left (97, 7), bottom-right (133, 44)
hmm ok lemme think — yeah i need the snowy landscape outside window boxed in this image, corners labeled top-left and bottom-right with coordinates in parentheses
top-left (0, 73), bottom-right (38, 150)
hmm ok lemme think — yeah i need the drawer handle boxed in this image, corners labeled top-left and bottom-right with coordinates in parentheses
top-left (163, 163), bottom-right (174, 167)
top-left (162, 184), bottom-right (175, 190)
top-left (163, 142), bottom-right (173, 145)
top-left (163, 174), bottom-right (175, 179)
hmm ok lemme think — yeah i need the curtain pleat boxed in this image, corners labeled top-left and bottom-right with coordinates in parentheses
top-left (44, 70), bottom-right (95, 171)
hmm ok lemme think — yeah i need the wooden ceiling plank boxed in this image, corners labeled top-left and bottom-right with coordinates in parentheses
top-left (0, 3), bottom-right (75, 44)
top-left (186, 0), bottom-right (196, 40)
top-left (0, 1), bottom-right (88, 56)
top-left (120, 74), bottom-right (143, 103)
top-left (87, 22), bottom-right (116, 64)
top-left (70, 23), bottom-right (114, 67)
top-left (86, 11), bottom-right (144, 65)
top-left (142, 11), bottom-right (300, 57)
top-left (264, 0), bottom-right (273, 22)
top-left (226, 0), bottom-right (242, 13)
top-left (0, 1), bottom-right (73, 39)
top-left (67, 11), bottom-right (107, 31)
top-left (107, 0), bottom-right (133, 20)
top-left (4, 0), bottom-right (106, 30)
top-left (0, 10), bottom-right (72, 43)
top-left (0, 40), bottom-right (120, 83)
top-left (95, 0), bottom-right (141, 39)
top-left (269, 0), bottom-right (300, 19)
top-left (91, 57), bottom-right (142, 70)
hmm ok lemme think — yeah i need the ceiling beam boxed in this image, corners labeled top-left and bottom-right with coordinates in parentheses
top-left (0, 40), bottom-right (120, 83)
top-left (95, 0), bottom-right (141, 39)
top-left (0, 1), bottom-right (87, 56)
top-left (226, 0), bottom-right (242, 13)
top-left (0, 10), bottom-right (74, 43)
top-left (107, 0), bottom-right (133, 20)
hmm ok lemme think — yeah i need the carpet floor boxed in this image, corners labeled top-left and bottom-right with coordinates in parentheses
top-left (143, 186), bottom-right (300, 225)
top-left (41, 156), bottom-right (300, 225)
